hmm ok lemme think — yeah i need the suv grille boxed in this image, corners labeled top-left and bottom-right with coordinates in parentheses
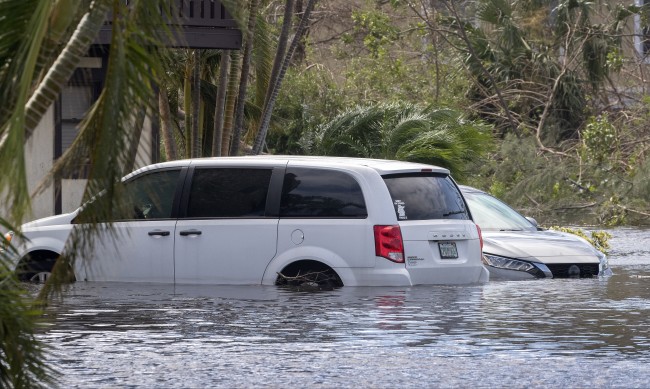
top-left (546, 263), bottom-right (599, 278)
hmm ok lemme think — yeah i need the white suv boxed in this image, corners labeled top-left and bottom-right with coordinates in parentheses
top-left (6, 156), bottom-right (488, 286)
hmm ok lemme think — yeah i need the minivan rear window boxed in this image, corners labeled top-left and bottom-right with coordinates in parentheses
top-left (382, 173), bottom-right (469, 221)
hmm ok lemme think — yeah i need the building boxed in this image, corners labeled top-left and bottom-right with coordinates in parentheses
top-left (24, 0), bottom-right (241, 219)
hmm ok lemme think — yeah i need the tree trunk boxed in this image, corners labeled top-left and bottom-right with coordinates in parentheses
top-left (159, 87), bottom-right (178, 160)
top-left (183, 56), bottom-right (192, 158)
top-left (263, 0), bottom-right (294, 111)
top-left (1, 0), bottom-right (110, 149)
top-left (230, 0), bottom-right (260, 156)
top-left (191, 50), bottom-right (201, 158)
top-left (124, 108), bottom-right (146, 174)
top-left (292, 0), bottom-right (307, 65)
top-left (221, 51), bottom-right (241, 156)
top-left (212, 51), bottom-right (230, 157)
top-left (252, 0), bottom-right (317, 155)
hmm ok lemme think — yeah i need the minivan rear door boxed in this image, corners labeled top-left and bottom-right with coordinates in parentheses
top-left (382, 173), bottom-right (484, 284)
top-left (174, 166), bottom-right (281, 284)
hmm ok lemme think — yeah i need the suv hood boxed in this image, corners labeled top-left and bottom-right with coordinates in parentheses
top-left (482, 230), bottom-right (601, 264)
top-left (22, 212), bottom-right (77, 229)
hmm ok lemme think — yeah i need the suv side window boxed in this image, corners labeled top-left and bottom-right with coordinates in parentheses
top-left (280, 168), bottom-right (367, 218)
top-left (115, 169), bottom-right (181, 220)
top-left (186, 168), bottom-right (273, 218)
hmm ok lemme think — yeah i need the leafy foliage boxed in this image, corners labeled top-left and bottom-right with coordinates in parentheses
top-left (305, 102), bottom-right (494, 180)
top-left (548, 226), bottom-right (612, 255)
top-left (0, 255), bottom-right (56, 388)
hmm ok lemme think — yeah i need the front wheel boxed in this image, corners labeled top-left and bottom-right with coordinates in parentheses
top-left (16, 251), bottom-right (75, 283)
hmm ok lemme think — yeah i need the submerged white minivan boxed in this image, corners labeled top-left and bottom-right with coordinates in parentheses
top-left (4, 156), bottom-right (488, 287)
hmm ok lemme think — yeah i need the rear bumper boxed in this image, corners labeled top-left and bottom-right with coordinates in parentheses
top-left (335, 259), bottom-right (489, 286)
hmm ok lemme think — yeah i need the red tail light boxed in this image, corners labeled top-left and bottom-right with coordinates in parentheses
top-left (374, 225), bottom-right (405, 263)
top-left (476, 224), bottom-right (483, 251)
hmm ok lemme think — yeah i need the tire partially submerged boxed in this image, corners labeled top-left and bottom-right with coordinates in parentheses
top-left (276, 260), bottom-right (343, 291)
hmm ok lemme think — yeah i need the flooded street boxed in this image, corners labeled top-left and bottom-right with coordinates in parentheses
top-left (43, 228), bottom-right (650, 388)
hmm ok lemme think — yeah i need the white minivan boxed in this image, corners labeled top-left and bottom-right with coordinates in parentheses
top-left (4, 156), bottom-right (489, 287)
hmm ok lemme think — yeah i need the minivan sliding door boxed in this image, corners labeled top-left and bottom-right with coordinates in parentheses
top-left (174, 167), bottom-right (280, 284)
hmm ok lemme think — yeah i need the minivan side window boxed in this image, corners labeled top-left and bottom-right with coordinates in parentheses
top-left (115, 169), bottom-right (180, 220)
top-left (280, 168), bottom-right (367, 218)
top-left (186, 168), bottom-right (273, 218)
top-left (382, 173), bottom-right (469, 221)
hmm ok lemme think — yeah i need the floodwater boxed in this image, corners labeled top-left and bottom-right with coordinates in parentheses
top-left (42, 228), bottom-right (650, 388)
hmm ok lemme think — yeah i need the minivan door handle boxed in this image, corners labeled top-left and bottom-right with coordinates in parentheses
top-left (148, 230), bottom-right (170, 237)
top-left (179, 229), bottom-right (202, 236)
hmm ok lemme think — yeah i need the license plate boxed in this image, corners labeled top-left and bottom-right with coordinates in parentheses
top-left (438, 242), bottom-right (458, 259)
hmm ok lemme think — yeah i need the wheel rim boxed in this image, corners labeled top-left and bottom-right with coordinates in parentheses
top-left (29, 271), bottom-right (51, 283)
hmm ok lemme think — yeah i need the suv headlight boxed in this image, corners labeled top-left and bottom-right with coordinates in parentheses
top-left (482, 253), bottom-right (534, 272)
top-left (1, 231), bottom-right (13, 253)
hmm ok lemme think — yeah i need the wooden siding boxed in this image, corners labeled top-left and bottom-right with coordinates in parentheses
top-left (96, 0), bottom-right (242, 49)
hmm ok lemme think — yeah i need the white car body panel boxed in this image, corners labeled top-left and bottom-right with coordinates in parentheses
top-left (400, 220), bottom-right (488, 284)
top-left (483, 231), bottom-right (602, 264)
top-left (11, 156), bottom-right (488, 286)
top-left (84, 221), bottom-right (176, 283)
top-left (174, 219), bottom-right (278, 284)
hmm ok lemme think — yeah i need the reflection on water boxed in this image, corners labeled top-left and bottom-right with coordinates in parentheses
top-left (43, 228), bottom-right (650, 388)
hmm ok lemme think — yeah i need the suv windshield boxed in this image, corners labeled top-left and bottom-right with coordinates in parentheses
top-left (462, 191), bottom-right (536, 231)
top-left (382, 173), bottom-right (469, 221)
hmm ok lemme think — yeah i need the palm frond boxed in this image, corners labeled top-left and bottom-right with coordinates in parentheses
top-left (310, 102), bottom-right (494, 177)
top-left (0, 250), bottom-right (57, 387)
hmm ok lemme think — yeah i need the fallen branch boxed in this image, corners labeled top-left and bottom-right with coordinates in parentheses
top-left (552, 202), bottom-right (599, 210)
top-left (616, 204), bottom-right (650, 217)
top-left (524, 194), bottom-right (540, 207)
top-left (276, 270), bottom-right (341, 289)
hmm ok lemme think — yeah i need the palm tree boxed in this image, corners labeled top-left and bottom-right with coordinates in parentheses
top-left (306, 102), bottom-right (494, 180)
top-left (230, 0), bottom-right (260, 156)
top-left (252, 0), bottom-right (317, 155)
top-left (0, 0), bottom-right (178, 385)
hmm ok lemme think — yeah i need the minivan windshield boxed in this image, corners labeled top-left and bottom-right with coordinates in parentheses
top-left (382, 173), bottom-right (469, 221)
top-left (462, 191), bottom-right (536, 232)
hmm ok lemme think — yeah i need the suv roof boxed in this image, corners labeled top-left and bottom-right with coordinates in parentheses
top-left (134, 156), bottom-right (450, 176)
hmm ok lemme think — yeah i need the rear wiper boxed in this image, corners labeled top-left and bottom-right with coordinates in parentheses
top-left (442, 210), bottom-right (465, 217)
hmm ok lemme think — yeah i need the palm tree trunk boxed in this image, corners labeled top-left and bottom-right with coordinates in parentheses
top-left (191, 50), bottom-right (201, 158)
top-left (24, 0), bottom-right (111, 142)
top-left (183, 57), bottom-right (192, 158)
top-left (292, 0), bottom-right (307, 65)
top-left (221, 51), bottom-right (241, 156)
top-left (252, 0), bottom-right (317, 155)
top-left (0, 0), bottom-right (110, 152)
top-left (230, 0), bottom-right (260, 156)
top-left (124, 107), bottom-right (146, 174)
top-left (159, 87), bottom-right (178, 160)
top-left (262, 0), bottom-right (294, 112)
top-left (212, 51), bottom-right (230, 156)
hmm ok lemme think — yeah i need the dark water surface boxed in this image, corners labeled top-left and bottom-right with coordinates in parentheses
top-left (43, 228), bottom-right (650, 388)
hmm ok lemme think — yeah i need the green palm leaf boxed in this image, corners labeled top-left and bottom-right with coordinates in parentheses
top-left (310, 102), bottom-right (494, 179)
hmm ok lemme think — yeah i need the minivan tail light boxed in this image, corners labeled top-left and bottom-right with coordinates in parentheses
top-left (476, 224), bottom-right (483, 251)
top-left (374, 225), bottom-right (405, 263)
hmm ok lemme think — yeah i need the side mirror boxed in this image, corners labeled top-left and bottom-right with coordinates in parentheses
top-left (525, 217), bottom-right (544, 231)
